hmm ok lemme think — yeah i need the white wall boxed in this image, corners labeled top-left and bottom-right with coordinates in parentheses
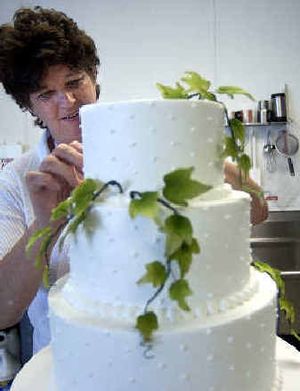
top-left (1, 0), bottom-right (300, 208)
top-left (1, 0), bottom-right (300, 144)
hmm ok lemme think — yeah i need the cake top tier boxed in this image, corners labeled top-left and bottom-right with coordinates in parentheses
top-left (80, 99), bottom-right (225, 191)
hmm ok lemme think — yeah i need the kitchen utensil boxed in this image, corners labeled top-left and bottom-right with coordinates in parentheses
top-left (250, 128), bottom-right (261, 183)
top-left (275, 130), bottom-right (299, 176)
top-left (271, 93), bottom-right (287, 122)
top-left (263, 130), bottom-right (276, 173)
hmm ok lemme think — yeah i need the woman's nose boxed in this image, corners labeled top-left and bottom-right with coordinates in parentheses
top-left (57, 91), bottom-right (76, 106)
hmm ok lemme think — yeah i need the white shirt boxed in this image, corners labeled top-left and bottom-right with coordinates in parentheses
top-left (0, 131), bottom-right (68, 353)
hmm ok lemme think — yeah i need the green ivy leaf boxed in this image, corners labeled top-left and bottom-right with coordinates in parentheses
top-left (72, 178), bottom-right (98, 215)
top-left (238, 153), bottom-right (252, 178)
top-left (51, 199), bottom-right (72, 221)
top-left (35, 232), bottom-right (53, 268)
top-left (169, 279), bottom-right (192, 311)
top-left (170, 238), bottom-right (200, 277)
top-left (156, 82), bottom-right (188, 99)
top-left (253, 259), bottom-right (300, 340)
top-left (42, 265), bottom-right (50, 289)
top-left (291, 329), bottom-right (300, 342)
top-left (229, 119), bottom-right (245, 144)
top-left (136, 311), bottom-right (159, 342)
top-left (129, 191), bottom-right (159, 219)
top-left (181, 71), bottom-right (216, 101)
top-left (138, 261), bottom-right (167, 287)
top-left (279, 297), bottom-right (295, 324)
top-left (223, 137), bottom-right (239, 160)
top-left (163, 167), bottom-right (212, 206)
top-left (252, 260), bottom-right (285, 295)
top-left (216, 86), bottom-right (255, 101)
top-left (164, 214), bottom-right (193, 256)
top-left (26, 226), bottom-right (52, 255)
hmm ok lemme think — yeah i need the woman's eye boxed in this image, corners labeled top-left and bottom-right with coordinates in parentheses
top-left (38, 91), bottom-right (53, 101)
top-left (68, 76), bottom-right (84, 88)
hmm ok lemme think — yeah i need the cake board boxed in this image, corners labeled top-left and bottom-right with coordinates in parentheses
top-left (11, 337), bottom-right (300, 391)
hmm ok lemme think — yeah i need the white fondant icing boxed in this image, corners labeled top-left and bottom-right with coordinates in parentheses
top-left (46, 99), bottom-right (280, 391)
top-left (80, 100), bottom-right (225, 191)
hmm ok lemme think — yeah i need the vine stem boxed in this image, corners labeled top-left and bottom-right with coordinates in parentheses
top-left (157, 197), bottom-right (179, 215)
top-left (93, 180), bottom-right (123, 199)
top-left (129, 191), bottom-right (179, 215)
top-left (144, 262), bottom-right (172, 313)
top-left (44, 220), bottom-right (68, 266)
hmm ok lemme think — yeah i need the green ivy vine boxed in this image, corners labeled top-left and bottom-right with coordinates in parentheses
top-left (26, 71), bottom-right (299, 344)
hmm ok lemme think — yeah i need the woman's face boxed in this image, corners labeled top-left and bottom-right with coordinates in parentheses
top-left (29, 64), bottom-right (97, 144)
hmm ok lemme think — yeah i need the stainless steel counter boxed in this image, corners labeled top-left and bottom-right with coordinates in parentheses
top-left (251, 211), bottom-right (300, 334)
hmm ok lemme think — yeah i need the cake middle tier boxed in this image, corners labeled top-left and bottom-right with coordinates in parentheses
top-left (63, 185), bottom-right (252, 314)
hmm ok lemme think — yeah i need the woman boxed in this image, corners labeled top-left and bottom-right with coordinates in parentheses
top-left (0, 6), bottom-right (100, 353)
top-left (0, 6), bottom-right (268, 355)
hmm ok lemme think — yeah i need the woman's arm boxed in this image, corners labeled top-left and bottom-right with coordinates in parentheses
top-left (0, 141), bottom-right (83, 329)
top-left (224, 161), bottom-right (269, 225)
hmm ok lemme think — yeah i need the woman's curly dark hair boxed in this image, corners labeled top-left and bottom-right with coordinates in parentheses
top-left (0, 6), bottom-right (100, 121)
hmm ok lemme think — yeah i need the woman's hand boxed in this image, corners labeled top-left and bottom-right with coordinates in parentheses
top-left (224, 161), bottom-right (269, 225)
top-left (26, 141), bottom-right (83, 229)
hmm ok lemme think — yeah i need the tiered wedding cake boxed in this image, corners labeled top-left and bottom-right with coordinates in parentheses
top-left (48, 99), bottom-right (280, 390)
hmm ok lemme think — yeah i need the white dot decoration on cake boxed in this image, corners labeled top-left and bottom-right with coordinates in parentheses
top-left (180, 373), bottom-right (191, 382)
top-left (130, 251), bottom-right (139, 258)
top-left (189, 151), bottom-right (196, 158)
top-left (179, 343), bottom-right (188, 352)
top-left (227, 336), bottom-right (234, 344)
top-left (246, 342), bottom-right (252, 350)
top-left (158, 362), bottom-right (167, 370)
top-left (229, 364), bottom-right (235, 372)
top-left (206, 354), bottom-right (214, 362)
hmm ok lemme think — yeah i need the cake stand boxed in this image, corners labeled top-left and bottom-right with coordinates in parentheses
top-left (11, 337), bottom-right (300, 391)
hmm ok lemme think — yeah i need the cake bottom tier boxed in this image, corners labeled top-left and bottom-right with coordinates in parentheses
top-left (49, 271), bottom-right (279, 391)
